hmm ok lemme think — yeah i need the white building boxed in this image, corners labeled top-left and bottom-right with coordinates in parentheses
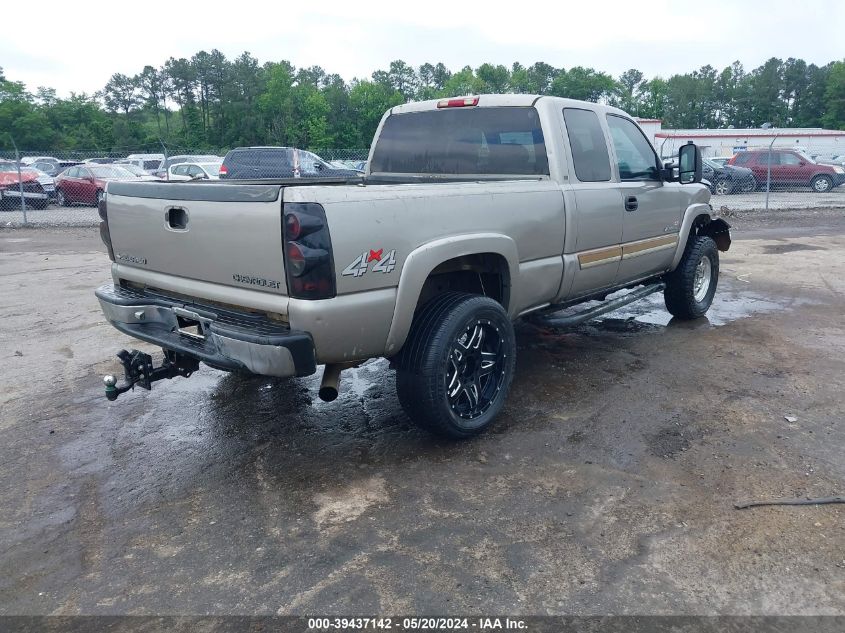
top-left (636, 119), bottom-right (845, 160)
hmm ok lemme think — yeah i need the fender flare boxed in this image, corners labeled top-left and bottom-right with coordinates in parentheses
top-left (383, 233), bottom-right (519, 355)
top-left (669, 204), bottom-right (731, 270)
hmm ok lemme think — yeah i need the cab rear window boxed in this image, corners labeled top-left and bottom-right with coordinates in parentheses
top-left (371, 107), bottom-right (549, 176)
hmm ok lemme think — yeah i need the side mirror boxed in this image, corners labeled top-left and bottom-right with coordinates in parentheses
top-left (678, 142), bottom-right (702, 184)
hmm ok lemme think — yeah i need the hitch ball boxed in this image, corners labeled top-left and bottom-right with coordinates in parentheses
top-left (103, 375), bottom-right (118, 401)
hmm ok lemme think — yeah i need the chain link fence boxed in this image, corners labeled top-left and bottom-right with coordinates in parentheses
top-left (0, 148), bottom-right (370, 227)
top-left (656, 137), bottom-right (845, 213)
top-left (3, 140), bottom-right (845, 228)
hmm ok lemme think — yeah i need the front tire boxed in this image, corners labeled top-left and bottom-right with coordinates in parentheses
top-left (94, 190), bottom-right (104, 206)
top-left (56, 188), bottom-right (69, 207)
top-left (811, 175), bottom-right (833, 193)
top-left (713, 178), bottom-right (731, 195)
top-left (396, 292), bottom-right (515, 439)
top-left (664, 235), bottom-right (719, 320)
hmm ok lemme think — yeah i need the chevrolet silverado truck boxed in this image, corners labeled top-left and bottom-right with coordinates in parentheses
top-left (96, 94), bottom-right (730, 438)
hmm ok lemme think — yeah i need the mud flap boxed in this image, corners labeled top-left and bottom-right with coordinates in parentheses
top-left (701, 218), bottom-right (731, 252)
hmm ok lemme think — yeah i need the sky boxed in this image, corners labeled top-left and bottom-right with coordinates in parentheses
top-left (2, 0), bottom-right (844, 97)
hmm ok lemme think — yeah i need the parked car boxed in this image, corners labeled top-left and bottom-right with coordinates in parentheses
top-left (815, 154), bottom-right (845, 168)
top-left (329, 159), bottom-right (367, 173)
top-left (708, 156), bottom-right (733, 167)
top-left (729, 149), bottom-right (845, 192)
top-left (83, 157), bottom-right (117, 164)
top-left (117, 163), bottom-right (162, 181)
top-left (20, 156), bottom-right (59, 166)
top-left (55, 164), bottom-right (138, 206)
top-left (218, 147), bottom-right (360, 179)
top-left (116, 158), bottom-right (163, 174)
top-left (30, 160), bottom-right (62, 177)
top-left (154, 155), bottom-right (222, 178)
top-left (21, 166), bottom-right (57, 199)
top-left (167, 161), bottom-right (223, 181)
top-left (702, 157), bottom-right (755, 195)
top-left (126, 153), bottom-right (165, 161)
top-left (0, 162), bottom-right (49, 209)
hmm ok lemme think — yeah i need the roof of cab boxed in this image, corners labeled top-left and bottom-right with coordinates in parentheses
top-left (390, 93), bottom-right (630, 118)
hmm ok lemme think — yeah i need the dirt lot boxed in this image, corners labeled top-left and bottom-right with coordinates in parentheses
top-left (1, 209), bottom-right (843, 616)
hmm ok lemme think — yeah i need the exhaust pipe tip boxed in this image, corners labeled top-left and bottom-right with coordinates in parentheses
top-left (318, 364), bottom-right (343, 402)
top-left (318, 386), bottom-right (339, 402)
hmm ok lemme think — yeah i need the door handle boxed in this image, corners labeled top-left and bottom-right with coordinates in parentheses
top-left (625, 196), bottom-right (638, 212)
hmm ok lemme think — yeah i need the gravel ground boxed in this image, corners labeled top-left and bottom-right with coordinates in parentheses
top-left (0, 213), bottom-right (843, 618)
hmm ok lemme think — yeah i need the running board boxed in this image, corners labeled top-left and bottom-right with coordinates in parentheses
top-left (532, 282), bottom-right (666, 328)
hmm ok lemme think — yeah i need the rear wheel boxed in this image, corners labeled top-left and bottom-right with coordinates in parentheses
top-left (738, 179), bottom-right (755, 193)
top-left (664, 235), bottom-right (719, 320)
top-left (94, 190), bottom-right (104, 206)
top-left (396, 292), bottom-right (515, 439)
top-left (811, 175), bottom-right (833, 193)
top-left (56, 188), bottom-right (69, 207)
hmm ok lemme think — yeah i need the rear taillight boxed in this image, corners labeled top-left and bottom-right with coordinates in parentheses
top-left (98, 193), bottom-right (115, 261)
top-left (437, 96), bottom-right (479, 108)
top-left (282, 202), bottom-right (335, 299)
top-left (218, 164), bottom-right (228, 177)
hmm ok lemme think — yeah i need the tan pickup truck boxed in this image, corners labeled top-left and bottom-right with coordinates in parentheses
top-left (96, 94), bottom-right (730, 438)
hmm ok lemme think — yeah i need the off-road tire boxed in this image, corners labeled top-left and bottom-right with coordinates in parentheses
top-left (664, 235), bottom-right (719, 320)
top-left (396, 292), bottom-right (515, 439)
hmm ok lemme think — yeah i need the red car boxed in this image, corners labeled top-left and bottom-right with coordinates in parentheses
top-left (0, 163), bottom-right (49, 209)
top-left (55, 164), bottom-right (137, 206)
top-left (729, 149), bottom-right (845, 193)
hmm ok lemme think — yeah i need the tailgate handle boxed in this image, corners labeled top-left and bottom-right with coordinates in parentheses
top-left (166, 207), bottom-right (189, 230)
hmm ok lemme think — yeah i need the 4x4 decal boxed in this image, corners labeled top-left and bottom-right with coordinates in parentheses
top-left (342, 249), bottom-right (397, 277)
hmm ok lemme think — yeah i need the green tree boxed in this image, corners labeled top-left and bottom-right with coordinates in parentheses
top-left (617, 68), bottom-right (645, 114)
top-left (348, 80), bottom-right (404, 146)
top-left (476, 63), bottom-right (510, 93)
top-left (550, 67), bottom-right (617, 102)
top-left (103, 73), bottom-right (141, 115)
top-left (823, 60), bottom-right (845, 130)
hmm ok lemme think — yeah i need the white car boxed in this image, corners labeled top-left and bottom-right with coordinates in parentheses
top-left (120, 155), bottom-right (165, 174)
top-left (167, 162), bottom-right (223, 181)
top-left (116, 163), bottom-right (161, 181)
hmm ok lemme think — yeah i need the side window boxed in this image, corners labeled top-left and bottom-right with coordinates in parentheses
top-left (66, 167), bottom-right (79, 178)
top-left (733, 152), bottom-right (751, 166)
top-left (606, 115), bottom-right (659, 180)
top-left (780, 153), bottom-right (801, 166)
top-left (562, 108), bottom-right (611, 182)
top-left (173, 165), bottom-right (189, 176)
top-left (79, 168), bottom-right (92, 179)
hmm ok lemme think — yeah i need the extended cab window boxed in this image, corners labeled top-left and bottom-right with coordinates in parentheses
top-left (607, 115), bottom-right (659, 180)
top-left (370, 107), bottom-right (548, 176)
top-left (562, 108), bottom-right (611, 182)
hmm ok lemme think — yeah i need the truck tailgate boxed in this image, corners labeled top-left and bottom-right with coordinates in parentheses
top-left (106, 181), bottom-right (287, 295)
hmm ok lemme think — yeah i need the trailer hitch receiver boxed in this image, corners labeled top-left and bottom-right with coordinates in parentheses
top-left (103, 349), bottom-right (200, 401)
